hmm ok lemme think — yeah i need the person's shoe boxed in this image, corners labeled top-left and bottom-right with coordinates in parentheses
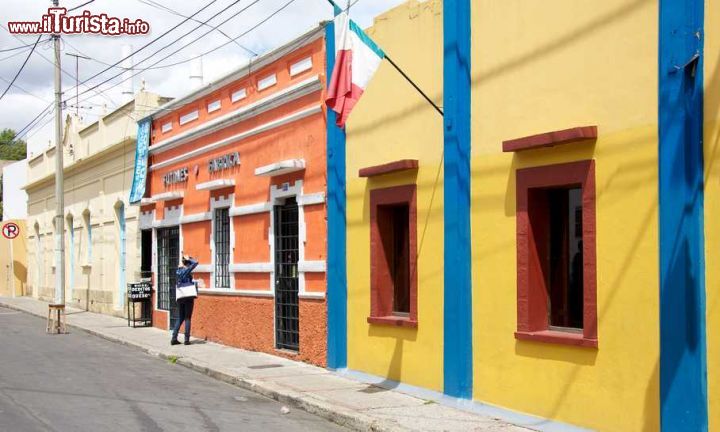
top-left (171, 339), bottom-right (181, 346)
top-left (184, 340), bottom-right (191, 345)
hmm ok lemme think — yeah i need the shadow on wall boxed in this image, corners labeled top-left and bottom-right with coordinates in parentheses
top-left (368, 324), bottom-right (418, 390)
top-left (13, 260), bottom-right (26, 296)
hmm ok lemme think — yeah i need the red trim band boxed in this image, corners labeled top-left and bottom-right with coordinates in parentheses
top-left (359, 159), bottom-right (419, 178)
top-left (503, 126), bottom-right (597, 153)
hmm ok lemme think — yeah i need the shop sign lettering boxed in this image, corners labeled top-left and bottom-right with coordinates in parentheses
top-left (163, 167), bottom-right (188, 186)
top-left (209, 152), bottom-right (240, 173)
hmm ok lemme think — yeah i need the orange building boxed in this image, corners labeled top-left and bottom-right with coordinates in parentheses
top-left (137, 26), bottom-right (329, 365)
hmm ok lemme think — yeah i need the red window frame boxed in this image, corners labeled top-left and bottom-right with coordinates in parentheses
top-left (368, 184), bottom-right (418, 328)
top-left (515, 160), bottom-right (598, 347)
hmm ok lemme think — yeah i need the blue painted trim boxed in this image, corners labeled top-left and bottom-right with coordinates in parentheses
top-left (443, 0), bottom-right (472, 399)
top-left (659, 0), bottom-right (707, 430)
top-left (326, 20), bottom-right (348, 370)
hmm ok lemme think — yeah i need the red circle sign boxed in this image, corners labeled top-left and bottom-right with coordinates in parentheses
top-left (2, 223), bottom-right (19, 239)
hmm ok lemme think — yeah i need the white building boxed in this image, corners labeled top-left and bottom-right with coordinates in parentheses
top-left (3, 159), bottom-right (28, 221)
top-left (25, 91), bottom-right (170, 314)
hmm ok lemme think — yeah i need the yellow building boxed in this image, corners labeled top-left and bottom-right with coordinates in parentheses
top-left (25, 91), bottom-right (169, 315)
top-left (336, 0), bottom-right (718, 430)
top-left (0, 220), bottom-right (27, 298)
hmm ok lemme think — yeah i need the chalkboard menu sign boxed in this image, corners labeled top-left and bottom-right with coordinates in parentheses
top-left (128, 282), bottom-right (152, 300)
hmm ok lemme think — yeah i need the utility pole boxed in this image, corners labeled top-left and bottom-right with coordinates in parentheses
top-left (53, 0), bottom-right (65, 307)
top-left (65, 52), bottom-right (90, 116)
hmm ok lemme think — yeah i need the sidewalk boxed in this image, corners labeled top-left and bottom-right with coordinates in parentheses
top-left (0, 296), bottom-right (530, 432)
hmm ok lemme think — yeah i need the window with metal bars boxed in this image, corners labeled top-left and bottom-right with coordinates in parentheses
top-left (214, 208), bottom-right (231, 289)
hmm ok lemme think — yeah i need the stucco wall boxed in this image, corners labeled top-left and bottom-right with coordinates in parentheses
top-left (0, 220), bottom-right (27, 297)
top-left (705, 0), bottom-right (720, 428)
top-left (470, 1), bottom-right (659, 430)
top-left (345, 0), bottom-right (444, 392)
top-left (3, 160), bottom-right (28, 221)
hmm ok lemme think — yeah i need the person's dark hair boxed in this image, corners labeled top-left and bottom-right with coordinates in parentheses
top-left (182, 258), bottom-right (191, 266)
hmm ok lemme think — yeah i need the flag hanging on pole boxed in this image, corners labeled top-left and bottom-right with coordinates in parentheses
top-left (326, 12), bottom-right (385, 128)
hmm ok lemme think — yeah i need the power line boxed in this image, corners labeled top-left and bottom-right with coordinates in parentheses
top-left (67, 0), bottom-right (95, 12)
top-left (0, 35), bottom-right (42, 101)
top-left (0, 38), bottom-right (50, 53)
top-left (0, 75), bottom-right (49, 103)
top-left (67, 0), bottom-right (263, 103)
top-left (62, 0), bottom-right (219, 98)
top-left (71, 0), bottom-right (298, 108)
top-left (135, 0), bottom-right (258, 56)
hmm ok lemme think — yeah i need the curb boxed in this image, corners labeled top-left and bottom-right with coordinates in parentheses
top-left (0, 301), bottom-right (407, 432)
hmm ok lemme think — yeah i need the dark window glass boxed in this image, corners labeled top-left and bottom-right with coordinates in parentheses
top-left (547, 187), bottom-right (584, 330)
top-left (378, 204), bottom-right (410, 315)
top-left (214, 208), bottom-right (231, 289)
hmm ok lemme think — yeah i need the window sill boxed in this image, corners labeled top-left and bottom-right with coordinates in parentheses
top-left (367, 316), bottom-right (418, 328)
top-left (515, 330), bottom-right (597, 348)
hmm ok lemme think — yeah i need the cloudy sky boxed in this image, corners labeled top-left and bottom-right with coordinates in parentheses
top-left (0, 0), bottom-right (407, 153)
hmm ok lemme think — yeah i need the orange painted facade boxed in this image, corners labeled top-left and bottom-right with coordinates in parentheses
top-left (139, 27), bottom-right (329, 366)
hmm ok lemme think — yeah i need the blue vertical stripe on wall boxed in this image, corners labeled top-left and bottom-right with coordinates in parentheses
top-left (443, 0), bottom-right (472, 399)
top-left (326, 17), bottom-right (348, 370)
top-left (659, 0), bottom-right (707, 429)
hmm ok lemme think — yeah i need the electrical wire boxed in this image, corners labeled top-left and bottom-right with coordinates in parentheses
top-left (70, 0), bottom-right (297, 108)
top-left (66, 0), bottom-right (263, 103)
top-left (61, 0), bottom-right (219, 98)
top-left (67, 0), bottom-right (95, 12)
top-left (135, 0), bottom-right (258, 56)
top-left (0, 35), bottom-right (42, 101)
top-left (0, 39), bottom-right (50, 53)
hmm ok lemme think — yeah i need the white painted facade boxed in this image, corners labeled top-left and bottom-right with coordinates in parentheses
top-left (24, 91), bottom-right (170, 315)
top-left (2, 159), bottom-right (28, 221)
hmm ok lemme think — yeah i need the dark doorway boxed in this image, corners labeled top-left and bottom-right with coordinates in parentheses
top-left (140, 230), bottom-right (152, 280)
top-left (157, 226), bottom-right (180, 329)
top-left (274, 197), bottom-right (299, 351)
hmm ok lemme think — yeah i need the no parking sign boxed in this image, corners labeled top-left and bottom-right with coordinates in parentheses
top-left (2, 222), bottom-right (19, 240)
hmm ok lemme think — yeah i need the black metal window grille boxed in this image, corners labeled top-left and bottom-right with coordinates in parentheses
top-left (157, 227), bottom-right (179, 329)
top-left (214, 208), bottom-right (231, 289)
top-left (274, 197), bottom-right (299, 351)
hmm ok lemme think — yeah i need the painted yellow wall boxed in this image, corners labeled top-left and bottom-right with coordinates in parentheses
top-left (345, 0), bottom-right (444, 391)
top-left (470, 1), bottom-right (660, 430)
top-left (704, 0), bottom-right (720, 429)
top-left (0, 220), bottom-right (27, 298)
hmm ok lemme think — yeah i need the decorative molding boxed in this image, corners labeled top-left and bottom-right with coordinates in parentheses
top-left (199, 288), bottom-right (273, 298)
top-left (197, 179), bottom-right (236, 191)
top-left (194, 264), bottom-right (213, 273)
top-left (299, 291), bottom-right (326, 300)
top-left (359, 159), bottom-right (419, 178)
top-left (298, 192), bottom-right (325, 206)
top-left (230, 262), bottom-right (273, 273)
top-left (290, 57), bottom-right (313, 77)
top-left (150, 76), bottom-right (322, 155)
top-left (502, 126), bottom-right (598, 153)
top-left (298, 260), bottom-right (326, 272)
top-left (150, 191), bottom-right (184, 202)
top-left (255, 159), bottom-right (306, 177)
top-left (258, 74), bottom-right (277, 91)
top-left (230, 202), bottom-right (272, 217)
top-left (142, 25), bottom-right (324, 119)
top-left (150, 105), bottom-right (322, 171)
top-left (180, 212), bottom-right (211, 224)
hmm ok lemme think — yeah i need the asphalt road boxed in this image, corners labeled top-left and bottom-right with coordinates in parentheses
top-left (0, 306), bottom-right (346, 432)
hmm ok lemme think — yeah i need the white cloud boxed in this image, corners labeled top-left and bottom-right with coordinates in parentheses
top-left (0, 0), bottom-right (407, 142)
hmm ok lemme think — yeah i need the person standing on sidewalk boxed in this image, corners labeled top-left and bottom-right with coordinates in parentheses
top-left (171, 253), bottom-right (198, 346)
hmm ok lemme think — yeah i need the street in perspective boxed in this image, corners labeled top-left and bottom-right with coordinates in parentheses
top-left (1, 0), bottom-right (718, 431)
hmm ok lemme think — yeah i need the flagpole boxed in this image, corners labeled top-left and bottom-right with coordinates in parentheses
top-left (323, 0), bottom-right (443, 117)
top-left (384, 55), bottom-right (444, 116)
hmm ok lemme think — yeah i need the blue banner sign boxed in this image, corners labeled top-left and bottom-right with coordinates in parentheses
top-left (129, 119), bottom-right (151, 204)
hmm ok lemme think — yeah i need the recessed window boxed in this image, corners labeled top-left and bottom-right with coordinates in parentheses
top-left (214, 208), bottom-right (231, 289)
top-left (257, 74), bottom-right (277, 91)
top-left (231, 88), bottom-right (247, 103)
top-left (289, 57), bottom-right (312, 77)
top-left (161, 122), bottom-right (172, 133)
top-left (368, 185), bottom-right (417, 328)
top-left (207, 100), bottom-right (221, 113)
top-left (515, 160), bottom-right (597, 347)
top-left (179, 110), bottom-right (199, 126)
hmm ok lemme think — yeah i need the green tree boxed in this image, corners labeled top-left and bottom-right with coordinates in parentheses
top-left (0, 128), bottom-right (26, 160)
